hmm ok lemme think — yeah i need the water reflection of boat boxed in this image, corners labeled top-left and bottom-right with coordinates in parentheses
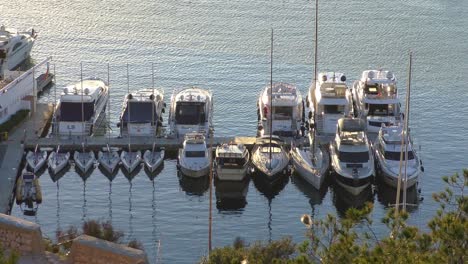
top-left (99, 162), bottom-right (119, 182)
top-left (214, 178), bottom-right (250, 211)
top-left (49, 163), bottom-right (69, 183)
top-left (177, 171), bottom-right (209, 196)
top-left (376, 179), bottom-right (420, 213)
top-left (331, 180), bottom-right (374, 218)
top-left (145, 163), bottom-right (164, 181)
top-left (122, 162), bottom-right (142, 181)
top-left (15, 171), bottom-right (42, 216)
top-left (252, 172), bottom-right (289, 200)
top-left (77, 164), bottom-right (94, 182)
top-left (290, 174), bottom-right (328, 207)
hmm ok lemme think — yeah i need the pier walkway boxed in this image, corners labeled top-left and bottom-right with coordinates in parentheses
top-left (0, 103), bottom-right (53, 214)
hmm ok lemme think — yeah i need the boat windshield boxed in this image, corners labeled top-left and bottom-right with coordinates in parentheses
top-left (175, 102), bottom-right (206, 125)
top-left (217, 157), bottom-right (245, 166)
top-left (368, 104), bottom-right (396, 116)
top-left (384, 150), bottom-right (415, 161)
top-left (324, 104), bottom-right (345, 114)
top-left (338, 151), bottom-right (369, 163)
top-left (60, 102), bottom-right (94, 122)
top-left (122, 102), bottom-right (158, 123)
top-left (273, 106), bottom-right (293, 120)
top-left (185, 151), bottom-right (206, 158)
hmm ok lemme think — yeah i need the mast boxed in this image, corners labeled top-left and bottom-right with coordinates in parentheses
top-left (311, 0), bottom-right (318, 164)
top-left (402, 51), bottom-right (412, 211)
top-left (107, 63), bottom-right (111, 151)
top-left (80, 62), bottom-right (84, 153)
top-left (395, 51), bottom-right (412, 218)
top-left (151, 63), bottom-right (156, 147)
top-left (126, 63), bottom-right (131, 153)
top-left (269, 29), bottom-right (273, 165)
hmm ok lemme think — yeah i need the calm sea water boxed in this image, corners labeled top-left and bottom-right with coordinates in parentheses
top-left (3, 0), bottom-right (468, 263)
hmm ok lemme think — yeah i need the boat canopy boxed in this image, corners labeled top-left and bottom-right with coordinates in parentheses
top-left (338, 118), bottom-right (366, 132)
top-left (60, 102), bottom-right (94, 121)
top-left (121, 101), bottom-right (158, 123)
top-left (175, 102), bottom-right (206, 125)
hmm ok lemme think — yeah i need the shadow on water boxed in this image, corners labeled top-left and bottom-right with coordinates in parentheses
top-left (48, 163), bottom-right (70, 183)
top-left (331, 180), bottom-right (374, 218)
top-left (76, 165), bottom-right (95, 182)
top-left (375, 179), bottom-right (421, 214)
top-left (214, 177), bottom-right (250, 212)
top-left (290, 174), bottom-right (329, 217)
top-left (177, 171), bottom-right (209, 196)
top-left (122, 164), bottom-right (142, 182)
top-left (145, 163), bottom-right (165, 181)
top-left (99, 164), bottom-right (119, 182)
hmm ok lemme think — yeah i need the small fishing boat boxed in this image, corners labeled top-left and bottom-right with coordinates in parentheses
top-left (15, 171), bottom-right (42, 216)
top-left (290, 135), bottom-right (330, 190)
top-left (214, 142), bottom-right (250, 181)
top-left (143, 144), bottom-right (165, 173)
top-left (177, 132), bottom-right (211, 178)
top-left (121, 149), bottom-right (142, 174)
top-left (25, 146), bottom-right (47, 173)
top-left (48, 148), bottom-right (70, 175)
top-left (98, 145), bottom-right (120, 174)
top-left (250, 135), bottom-right (290, 182)
top-left (74, 147), bottom-right (96, 173)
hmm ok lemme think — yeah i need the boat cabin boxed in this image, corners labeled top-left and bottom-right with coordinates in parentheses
top-left (337, 118), bottom-right (367, 145)
top-left (318, 72), bottom-right (348, 99)
top-left (216, 144), bottom-right (248, 167)
top-left (378, 125), bottom-right (415, 161)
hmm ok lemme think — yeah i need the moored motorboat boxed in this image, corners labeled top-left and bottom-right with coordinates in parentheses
top-left (290, 134), bottom-right (330, 190)
top-left (25, 147), bottom-right (47, 173)
top-left (74, 148), bottom-right (96, 173)
top-left (329, 118), bottom-right (374, 195)
top-left (98, 146), bottom-right (120, 174)
top-left (214, 142), bottom-right (250, 181)
top-left (250, 135), bottom-right (290, 182)
top-left (48, 148), bottom-right (70, 175)
top-left (373, 123), bottom-right (423, 189)
top-left (168, 87), bottom-right (213, 139)
top-left (143, 145), bottom-right (165, 173)
top-left (121, 149), bottom-right (142, 174)
top-left (0, 25), bottom-right (37, 74)
top-left (177, 132), bottom-right (211, 178)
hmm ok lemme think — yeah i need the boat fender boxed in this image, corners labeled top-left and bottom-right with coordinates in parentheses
top-left (305, 96), bottom-right (310, 108)
top-left (127, 94), bottom-right (133, 99)
top-left (161, 108), bottom-right (165, 113)
top-left (309, 123), bottom-right (315, 130)
top-left (258, 124), bottom-right (263, 131)
top-left (421, 166), bottom-right (425, 173)
top-left (34, 178), bottom-right (42, 204)
top-left (15, 177), bottom-right (23, 205)
top-left (308, 111), bottom-right (312, 119)
top-left (149, 94), bottom-right (155, 100)
top-left (341, 75), bottom-right (346, 82)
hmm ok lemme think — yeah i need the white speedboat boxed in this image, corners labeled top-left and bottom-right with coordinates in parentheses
top-left (214, 142), bottom-right (250, 181)
top-left (374, 124), bottom-right (423, 189)
top-left (74, 149), bottom-right (95, 173)
top-left (257, 82), bottom-right (304, 138)
top-left (143, 145), bottom-right (165, 173)
top-left (0, 25), bottom-right (37, 73)
top-left (352, 70), bottom-right (401, 133)
top-left (97, 146), bottom-right (120, 174)
top-left (177, 132), bottom-right (211, 178)
top-left (168, 87), bottom-right (213, 139)
top-left (306, 72), bottom-right (354, 136)
top-left (25, 148), bottom-right (47, 173)
top-left (250, 135), bottom-right (290, 182)
top-left (290, 134), bottom-right (330, 190)
top-left (119, 89), bottom-right (165, 137)
top-left (120, 149), bottom-right (142, 174)
top-left (52, 78), bottom-right (109, 136)
top-left (48, 149), bottom-right (70, 175)
top-left (329, 118), bottom-right (374, 195)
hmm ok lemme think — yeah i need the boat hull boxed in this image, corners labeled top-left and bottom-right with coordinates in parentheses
top-left (143, 149), bottom-right (165, 173)
top-left (120, 151), bottom-right (142, 173)
top-left (179, 165), bottom-right (210, 178)
top-left (215, 165), bottom-right (248, 181)
top-left (48, 152), bottom-right (70, 175)
top-left (98, 151), bottom-right (120, 174)
top-left (290, 146), bottom-right (329, 190)
top-left (74, 151), bottom-right (96, 173)
top-left (26, 151), bottom-right (47, 173)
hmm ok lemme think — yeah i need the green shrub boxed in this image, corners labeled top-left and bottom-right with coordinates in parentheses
top-left (0, 245), bottom-right (18, 264)
top-left (0, 110), bottom-right (29, 133)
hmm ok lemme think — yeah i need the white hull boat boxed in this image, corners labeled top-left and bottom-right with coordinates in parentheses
top-left (251, 136), bottom-right (289, 181)
top-left (143, 149), bottom-right (165, 173)
top-left (178, 132), bottom-right (211, 178)
top-left (74, 151), bottom-right (96, 173)
top-left (120, 150), bottom-right (142, 173)
top-left (290, 141), bottom-right (329, 190)
top-left (330, 118), bottom-right (374, 195)
top-left (215, 142), bottom-right (250, 181)
top-left (48, 151), bottom-right (70, 175)
top-left (25, 150), bottom-right (47, 173)
top-left (0, 25), bottom-right (36, 73)
top-left (374, 124), bottom-right (423, 189)
top-left (98, 150), bottom-right (120, 174)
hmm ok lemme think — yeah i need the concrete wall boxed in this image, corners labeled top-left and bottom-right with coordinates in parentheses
top-left (69, 235), bottom-right (148, 264)
top-left (0, 213), bottom-right (45, 255)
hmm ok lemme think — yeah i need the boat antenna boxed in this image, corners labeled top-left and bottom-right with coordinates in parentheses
top-left (395, 51), bottom-right (412, 218)
top-left (311, 0), bottom-right (318, 165)
top-left (402, 51), bottom-right (412, 211)
top-left (269, 28), bottom-right (273, 166)
top-left (126, 63), bottom-right (131, 153)
top-left (80, 62), bottom-right (85, 153)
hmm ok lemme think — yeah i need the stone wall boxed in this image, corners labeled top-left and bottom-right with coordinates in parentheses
top-left (69, 235), bottom-right (148, 264)
top-left (0, 213), bottom-right (45, 255)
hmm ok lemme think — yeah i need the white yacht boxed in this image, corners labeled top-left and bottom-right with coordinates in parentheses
top-left (352, 70), bottom-right (401, 133)
top-left (118, 89), bottom-right (165, 137)
top-left (374, 124), bottom-right (423, 189)
top-left (177, 132), bottom-right (211, 178)
top-left (290, 134), bottom-right (330, 190)
top-left (250, 135), bottom-right (289, 182)
top-left (307, 72), bottom-right (354, 136)
top-left (0, 25), bottom-right (37, 74)
top-left (48, 148), bottom-right (70, 175)
top-left (330, 118), bottom-right (374, 195)
top-left (257, 83), bottom-right (304, 138)
top-left (168, 87), bottom-right (213, 139)
top-left (214, 142), bottom-right (250, 181)
top-left (53, 78), bottom-right (109, 136)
